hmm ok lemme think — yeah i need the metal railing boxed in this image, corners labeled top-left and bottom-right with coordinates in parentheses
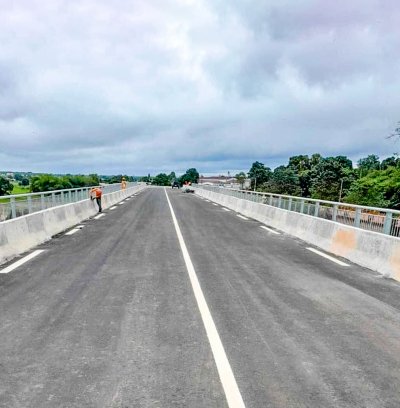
top-left (0, 182), bottom-right (137, 222)
top-left (196, 185), bottom-right (400, 237)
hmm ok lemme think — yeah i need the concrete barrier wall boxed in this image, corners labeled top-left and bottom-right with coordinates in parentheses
top-left (0, 185), bottom-right (146, 265)
top-left (195, 188), bottom-right (400, 281)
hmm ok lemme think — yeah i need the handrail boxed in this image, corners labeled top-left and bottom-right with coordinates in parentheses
top-left (196, 185), bottom-right (400, 237)
top-left (0, 182), bottom-right (137, 221)
top-left (219, 187), bottom-right (400, 214)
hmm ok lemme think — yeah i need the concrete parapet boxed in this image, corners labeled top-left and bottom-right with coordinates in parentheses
top-left (195, 188), bottom-right (400, 281)
top-left (0, 185), bottom-right (146, 265)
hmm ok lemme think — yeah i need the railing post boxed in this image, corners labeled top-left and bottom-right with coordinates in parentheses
top-left (28, 196), bottom-right (33, 214)
top-left (300, 199), bottom-right (305, 214)
top-left (278, 196), bottom-right (282, 208)
top-left (383, 211), bottom-right (393, 235)
top-left (51, 192), bottom-right (56, 206)
top-left (68, 190), bottom-right (72, 203)
top-left (269, 195), bottom-right (273, 206)
top-left (41, 194), bottom-right (45, 210)
top-left (314, 201), bottom-right (320, 217)
top-left (332, 204), bottom-right (338, 221)
top-left (354, 208), bottom-right (361, 228)
top-left (10, 197), bottom-right (16, 219)
top-left (288, 198), bottom-right (292, 211)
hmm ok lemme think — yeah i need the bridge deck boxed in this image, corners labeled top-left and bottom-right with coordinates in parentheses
top-left (1, 187), bottom-right (400, 407)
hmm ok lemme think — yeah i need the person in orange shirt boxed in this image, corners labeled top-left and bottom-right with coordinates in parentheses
top-left (90, 187), bottom-right (103, 212)
top-left (121, 177), bottom-right (127, 190)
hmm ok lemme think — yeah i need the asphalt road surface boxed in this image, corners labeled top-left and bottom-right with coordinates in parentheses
top-left (1, 187), bottom-right (400, 408)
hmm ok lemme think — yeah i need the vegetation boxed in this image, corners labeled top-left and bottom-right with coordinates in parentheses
top-left (0, 177), bottom-right (13, 195)
top-left (235, 172), bottom-right (247, 189)
top-left (12, 183), bottom-right (30, 195)
top-left (179, 168), bottom-right (199, 185)
top-left (150, 169), bottom-right (199, 186)
top-left (247, 154), bottom-right (400, 210)
top-left (152, 173), bottom-right (171, 186)
top-left (30, 174), bottom-right (101, 192)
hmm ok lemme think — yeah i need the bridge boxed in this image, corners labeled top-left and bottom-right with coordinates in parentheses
top-left (1, 186), bottom-right (400, 407)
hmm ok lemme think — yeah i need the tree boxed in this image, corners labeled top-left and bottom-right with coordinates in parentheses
top-left (168, 172), bottom-right (177, 183)
top-left (310, 153), bottom-right (323, 167)
top-left (235, 172), bottom-right (247, 189)
top-left (357, 154), bottom-right (380, 177)
top-left (20, 178), bottom-right (30, 186)
top-left (381, 156), bottom-right (399, 170)
top-left (180, 168), bottom-right (199, 184)
top-left (152, 173), bottom-right (170, 186)
top-left (265, 166), bottom-right (301, 195)
top-left (0, 176), bottom-right (13, 195)
top-left (288, 155), bottom-right (310, 173)
top-left (345, 167), bottom-right (400, 209)
top-left (310, 157), bottom-right (355, 201)
top-left (388, 121), bottom-right (400, 142)
top-left (248, 161), bottom-right (271, 190)
top-left (29, 174), bottom-right (99, 192)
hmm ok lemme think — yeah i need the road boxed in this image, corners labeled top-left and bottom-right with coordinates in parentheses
top-left (1, 187), bottom-right (400, 408)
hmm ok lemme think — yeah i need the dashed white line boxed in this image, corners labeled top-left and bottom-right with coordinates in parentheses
top-left (118, 202), bottom-right (124, 205)
top-left (213, 203), bottom-right (219, 206)
top-left (65, 228), bottom-right (80, 236)
top-left (0, 250), bottom-right (45, 274)
top-left (94, 213), bottom-right (105, 219)
top-left (164, 188), bottom-right (246, 408)
top-left (222, 208), bottom-right (231, 212)
top-left (236, 214), bottom-right (248, 220)
top-left (260, 226), bottom-right (280, 235)
top-left (307, 247), bottom-right (349, 267)
top-left (110, 206), bottom-right (117, 210)
top-left (205, 200), bottom-right (210, 202)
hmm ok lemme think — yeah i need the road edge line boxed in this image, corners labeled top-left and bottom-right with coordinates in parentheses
top-left (307, 247), bottom-right (349, 267)
top-left (0, 250), bottom-right (45, 274)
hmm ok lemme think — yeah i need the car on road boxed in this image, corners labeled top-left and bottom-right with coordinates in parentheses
top-left (171, 181), bottom-right (180, 189)
top-left (182, 184), bottom-right (195, 193)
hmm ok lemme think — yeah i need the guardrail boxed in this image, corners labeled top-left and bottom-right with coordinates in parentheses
top-left (0, 182), bottom-right (137, 222)
top-left (196, 185), bottom-right (400, 237)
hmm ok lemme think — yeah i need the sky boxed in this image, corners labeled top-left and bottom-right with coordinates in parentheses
top-left (1, 0), bottom-right (400, 176)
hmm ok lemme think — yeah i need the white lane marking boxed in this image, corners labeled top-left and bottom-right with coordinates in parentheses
top-left (76, 225), bottom-right (84, 229)
top-left (65, 228), bottom-right (80, 236)
top-left (222, 208), bottom-right (231, 212)
top-left (0, 250), bottom-right (45, 274)
top-left (205, 200), bottom-right (210, 202)
top-left (164, 188), bottom-right (246, 408)
top-left (307, 247), bottom-right (349, 267)
top-left (213, 203), bottom-right (219, 206)
top-left (260, 226), bottom-right (280, 235)
top-left (236, 214), bottom-right (248, 220)
top-left (110, 206), bottom-right (117, 210)
top-left (118, 202), bottom-right (124, 205)
top-left (94, 213), bottom-right (105, 219)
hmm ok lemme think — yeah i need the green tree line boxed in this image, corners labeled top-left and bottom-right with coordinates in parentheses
top-left (0, 173), bottom-right (137, 195)
top-left (143, 168), bottom-right (199, 186)
top-left (246, 154), bottom-right (400, 209)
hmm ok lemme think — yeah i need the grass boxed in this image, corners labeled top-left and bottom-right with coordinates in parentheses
top-left (12, 183), bottom-right (30, 195)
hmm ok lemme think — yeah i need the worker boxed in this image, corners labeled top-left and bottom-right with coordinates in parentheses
top-left (121, 177), bottom-right (127, 190)
top-left (90, 187), bottom-right (103, 212)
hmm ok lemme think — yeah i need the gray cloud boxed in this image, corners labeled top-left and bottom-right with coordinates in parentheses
top-left (0, 0), bottom-right (399, 175)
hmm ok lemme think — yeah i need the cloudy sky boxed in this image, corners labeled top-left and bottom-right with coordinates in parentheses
top-left (1, 0), bottom-right (399, 176)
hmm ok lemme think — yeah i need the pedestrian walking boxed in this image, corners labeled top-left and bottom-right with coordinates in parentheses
top-left (90, 187), bottom-right (103, 212)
